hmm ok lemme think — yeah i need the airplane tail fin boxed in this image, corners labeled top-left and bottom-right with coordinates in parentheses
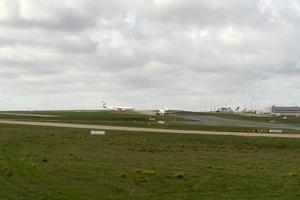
top-left (101, 101), bottom-right (107, 109)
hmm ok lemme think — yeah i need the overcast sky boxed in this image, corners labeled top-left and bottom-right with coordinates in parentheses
top-left (0, 0), bottom-right (299, 111)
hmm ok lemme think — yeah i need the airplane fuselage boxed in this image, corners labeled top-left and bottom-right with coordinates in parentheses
top-left (101, 101), bottom-right (134, 111)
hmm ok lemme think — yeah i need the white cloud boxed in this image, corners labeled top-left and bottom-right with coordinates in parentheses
top-left (153, 0), bottom-right (171, 8)
top-left (219, 27), bottom-right (243, 45)
top-left (0, 0), bottom-right (18, 20)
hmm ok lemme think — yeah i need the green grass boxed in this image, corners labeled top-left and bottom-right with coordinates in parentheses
top-left (0, 124), bottom-right (300, 199)
top-left (0, 110), bottom-right (179, 123)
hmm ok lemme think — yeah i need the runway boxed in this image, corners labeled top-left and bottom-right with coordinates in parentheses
top-left (178, 115), bottom-right (300, 131)
top-left (0, 119), bottom-right (300, 138)
top-left (0, 113), bottom-right (61, 118)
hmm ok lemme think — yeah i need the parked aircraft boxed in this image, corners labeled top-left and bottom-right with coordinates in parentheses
top-left (242, 108), bottom-right (257, 114)
top-left (101, 101), bottom-right (134, 111)
top-left (156, 106), bottom-right (170, 116)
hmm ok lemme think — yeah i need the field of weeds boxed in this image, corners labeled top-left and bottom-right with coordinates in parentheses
top-left (0, 124), bottom-right (299, 199)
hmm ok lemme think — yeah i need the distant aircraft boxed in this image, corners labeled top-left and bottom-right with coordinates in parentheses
top-left (101, 101), bottom-right (134, 111)
top-left (234, 106), bottom-right (240, 112)
top-left (156, 106), bottom-right (170, 116)
top-left (242, 108), bottom-right (257, 114)
top-left (242, 108), bottom-right (248, 113)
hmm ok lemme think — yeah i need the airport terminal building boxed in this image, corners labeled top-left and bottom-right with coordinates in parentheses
top-left (270, 105), bottom-right (300, 116)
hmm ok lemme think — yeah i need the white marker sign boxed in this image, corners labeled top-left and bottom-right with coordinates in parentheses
top-left (269, 129), bottom-right (283, 133)
top-left (91, 130), bottom-right (105, 135)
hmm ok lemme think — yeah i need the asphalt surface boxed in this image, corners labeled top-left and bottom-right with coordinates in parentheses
top-left (0, 119), bottom-right (300, 138)
top-left (0, 113), bottom-right (61, 118)
top-left (178, 115), bottom-right (300, 130)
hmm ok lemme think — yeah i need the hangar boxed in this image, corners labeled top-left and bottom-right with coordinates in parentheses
top-left (270, 105), bottom-right (300, 116)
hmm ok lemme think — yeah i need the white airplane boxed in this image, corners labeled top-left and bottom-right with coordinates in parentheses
top-left (156, 106), bottom-right (170, 116)
top-left (242, 108), bottom-right (257, 114)
top-left (101, 101), bottom-right (134, 111)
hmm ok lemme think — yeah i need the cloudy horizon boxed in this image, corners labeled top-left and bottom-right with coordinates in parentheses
top-left (0, 0), bottom-right (300, 111)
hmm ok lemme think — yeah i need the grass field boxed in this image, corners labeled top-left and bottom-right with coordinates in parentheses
top-left (0, 124), bottom-right (300, 199)
top-left (0, 111), bottom-right (289, 133)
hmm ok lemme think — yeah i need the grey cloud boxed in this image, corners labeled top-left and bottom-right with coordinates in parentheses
top-left (0, 0), bottom-right (123, 31)
top-left (0, 0), bottom-right (300, 110)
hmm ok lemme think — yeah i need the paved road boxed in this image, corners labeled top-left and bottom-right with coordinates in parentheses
top-left (178, 115), bottom-right (300, 131)
top-left (0, 119), bottom-right (300, 138)
top-left (0, 113), bottom-right (61, 118)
